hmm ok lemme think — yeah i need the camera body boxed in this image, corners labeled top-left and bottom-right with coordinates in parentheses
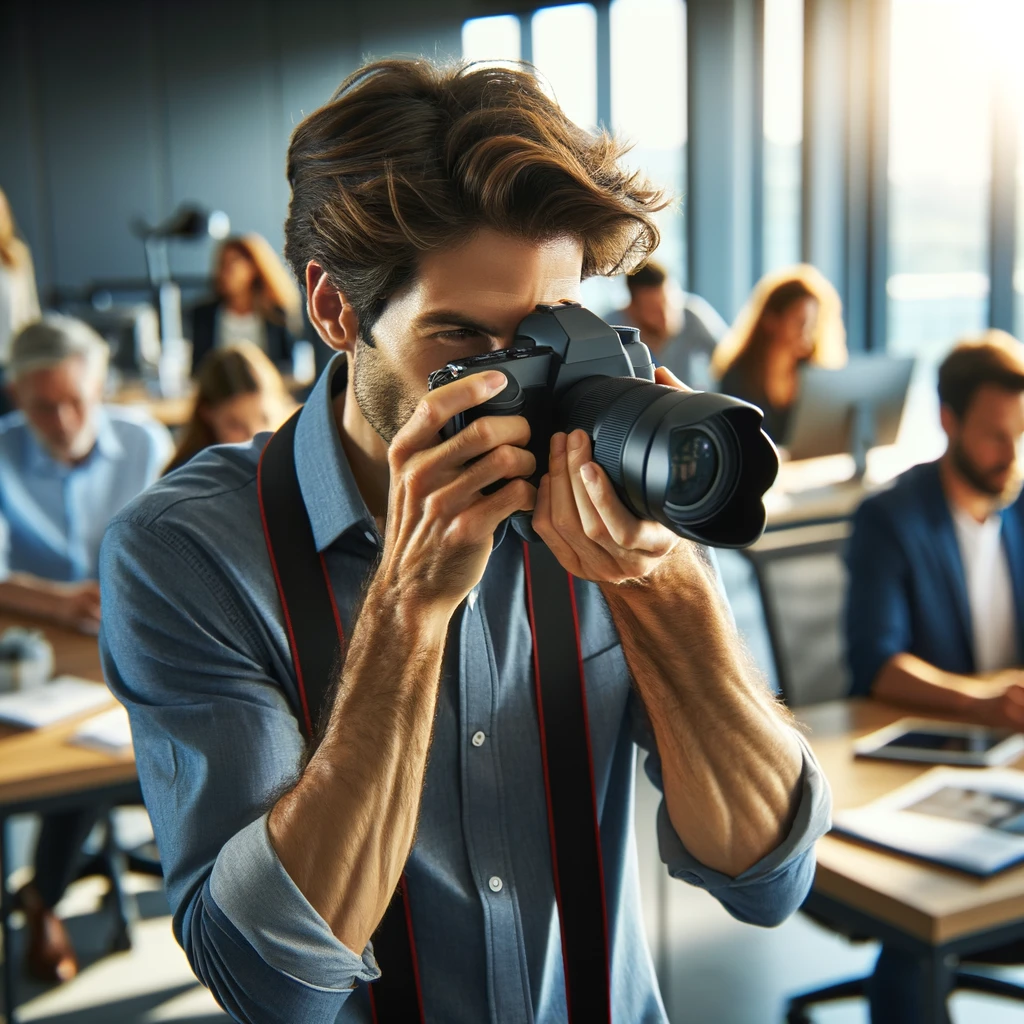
top-left (427, 301), bottom-right (778, 547)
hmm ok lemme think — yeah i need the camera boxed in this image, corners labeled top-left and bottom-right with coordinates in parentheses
top-left (427, 301), bottom-right (778, 548)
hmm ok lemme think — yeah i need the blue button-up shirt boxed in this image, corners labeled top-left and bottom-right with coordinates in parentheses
top-left (0, 406), bottom-right (172, 581)
top-left (99, 357), bottom-right (830, 1024)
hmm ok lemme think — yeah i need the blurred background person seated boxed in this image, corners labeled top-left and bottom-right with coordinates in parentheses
top-left (188, 233), bottom-right (302, 376)
top-left (845, 331), bottom-right (1024, 1023)
top-left (607, 259), bottom-right (727, 391)
top-left (164, 342), bottom-right (296, 475)
top-left (0, 186), bottom-right (41, 417)
top-left (0, 314), bottom-right (172, 983)
top-left (711, 263), bottom-right (846, 443)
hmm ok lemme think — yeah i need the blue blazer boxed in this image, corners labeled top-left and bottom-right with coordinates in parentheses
top-left (845, 460), bottom-right (1024, 696)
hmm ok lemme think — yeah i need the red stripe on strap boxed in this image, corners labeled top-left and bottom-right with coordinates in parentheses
top-left (257, 442), bottom-right (313, 736)
top-left (401, 874), bottom-right (426, 1017)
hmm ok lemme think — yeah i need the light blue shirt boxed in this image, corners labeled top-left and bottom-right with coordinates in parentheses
top-left (0, 407), bottom-right (172, 581)
top-left (99, 356), bottom-right (831, 1024)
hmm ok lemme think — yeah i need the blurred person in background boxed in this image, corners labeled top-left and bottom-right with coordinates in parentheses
top-left (711, 264), bottom-right (846, 443)
top-left (607, 260), bottom-right (727, 390)
top-left (164, 342), bottom-right (296, 475)
top-left (0, 187), bottom-right (41, 416)
top-left (0, 314), bottom-right (172, 983)
top-left (846, 332), bottom-right (1024, 1022)
top-left (189, 233), bottom-right (303, 375)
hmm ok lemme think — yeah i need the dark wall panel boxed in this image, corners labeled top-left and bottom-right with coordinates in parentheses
top-left (33, 3), bottom-right (165, 288)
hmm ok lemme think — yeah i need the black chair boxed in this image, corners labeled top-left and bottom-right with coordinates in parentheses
top-left (740, 521), bottom-right (1024, 1020)
top-left (76, 808), bottom-right (163, 953)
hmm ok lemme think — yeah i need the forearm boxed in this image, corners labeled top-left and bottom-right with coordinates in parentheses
top-left (0, 575), bottom-right (71, 622)
top-left (603, 546), bottom-right (802, 877)
top-left (268, 585), bottom-right (448, 952)
top-left (872, 652), bottom-right (986, 716)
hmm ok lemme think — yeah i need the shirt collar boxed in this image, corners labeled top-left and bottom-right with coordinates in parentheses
top-left (294, 354), bottom-right (375, 551)
top-left (23, 406), bottom-right (124, 475)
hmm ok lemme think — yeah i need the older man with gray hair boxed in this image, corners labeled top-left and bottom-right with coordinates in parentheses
top-left (0, 313), bottom-right (171, 982)
top-left (0, 313), bottom-right (171, 631)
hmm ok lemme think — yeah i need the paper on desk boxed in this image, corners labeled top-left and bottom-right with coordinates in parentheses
top-left (0, 676), bottom-right (112, 728)
top-left (68, 705), bottom-right (132, 755)
top-left (833, 767), bottom-right (1024, 876)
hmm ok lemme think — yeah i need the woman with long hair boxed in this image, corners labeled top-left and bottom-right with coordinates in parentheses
top-left (0, 186), bottom-right (41, 366)
top-left (189, 233), bottom-right (303, 375)
top-left (164, 343), bottom-right (296, 475)
top-left (712, 264), bottom-right (846, 443)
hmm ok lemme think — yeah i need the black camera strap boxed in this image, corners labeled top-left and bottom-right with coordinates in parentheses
top-left (257, 410), bottom-right (611, 1023)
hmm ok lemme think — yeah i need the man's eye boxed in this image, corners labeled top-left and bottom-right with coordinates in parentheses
top-left (436, 329), bottom-right (483, 341)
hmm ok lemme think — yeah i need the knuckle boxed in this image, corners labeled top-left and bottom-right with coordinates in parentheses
top-left (472, 418), bottom-right (496, 450)
top-left (582, 519), bottom-right (604, 541)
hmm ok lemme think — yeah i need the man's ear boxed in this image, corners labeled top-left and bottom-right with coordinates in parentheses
top-left (306, 262), bottom-right (360, 353)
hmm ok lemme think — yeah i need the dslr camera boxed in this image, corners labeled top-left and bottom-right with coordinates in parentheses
top-left (427, 301), bottom-right (778, 548)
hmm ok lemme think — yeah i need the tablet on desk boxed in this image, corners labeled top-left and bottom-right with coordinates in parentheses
top-left (853, 718), bottom-right (1024, 767)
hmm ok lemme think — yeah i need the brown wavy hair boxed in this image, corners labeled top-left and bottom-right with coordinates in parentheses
top-left (164, 343), bottom-right (294, 474)
top-left (284, 59), bottom-right (668, 336)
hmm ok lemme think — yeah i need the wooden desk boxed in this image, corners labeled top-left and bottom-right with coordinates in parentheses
top-left (798, 699), bottom-right (1024, 1019)
top-left (109, 386), bottom-right (195, 429)
top-left (0, 615), bottom-right (139, 1024)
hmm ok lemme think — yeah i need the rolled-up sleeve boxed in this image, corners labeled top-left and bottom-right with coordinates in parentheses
top-left (634, 697), bottom-right (831, 927)
top-left (99, 516), bottom-right (375, 1023)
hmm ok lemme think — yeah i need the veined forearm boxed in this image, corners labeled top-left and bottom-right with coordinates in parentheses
top-left (602, 546), bottom-right (802, 876)
top-left (268, 585), bottom-right (449, 952)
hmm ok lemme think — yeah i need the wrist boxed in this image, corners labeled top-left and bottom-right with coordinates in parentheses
top-left (363, 577), bottom-right (452, 643)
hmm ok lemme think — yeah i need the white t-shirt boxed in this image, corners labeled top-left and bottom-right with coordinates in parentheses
top-left (951, 507), bottom-right (1018, 674)
top-left (216, 308), bottom-right (266, 353)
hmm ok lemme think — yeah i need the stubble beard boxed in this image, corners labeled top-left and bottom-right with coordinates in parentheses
top-left (351, 338), bottom-right (422, 445)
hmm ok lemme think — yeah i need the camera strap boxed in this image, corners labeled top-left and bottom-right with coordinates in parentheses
top-left (257, 409), bottom-right (611, 1024)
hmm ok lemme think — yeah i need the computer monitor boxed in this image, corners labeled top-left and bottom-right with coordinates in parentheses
top-left (784, 355), bottom-right (916, 474)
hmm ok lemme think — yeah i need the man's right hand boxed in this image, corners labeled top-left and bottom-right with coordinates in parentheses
top-left (374, 370), bottom-right (536, 621)
top-left (57, 581), bottom-right (102, 634)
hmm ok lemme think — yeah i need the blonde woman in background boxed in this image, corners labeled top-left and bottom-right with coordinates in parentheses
top-left (0, 187), bottom-right (41, 365)
top-left (712, 264), bottom-right (846, 443)
top-left (164, 342), bottom-right (296, 475)
top-left (189, 233), bottom-right (303, 375)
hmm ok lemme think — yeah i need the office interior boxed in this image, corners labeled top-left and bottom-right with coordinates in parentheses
top-left (2, 0), bottom-right (1024, 1021)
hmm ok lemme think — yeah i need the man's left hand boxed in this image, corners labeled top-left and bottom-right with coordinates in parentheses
top-left (531, 366), bottom-right (687, 583)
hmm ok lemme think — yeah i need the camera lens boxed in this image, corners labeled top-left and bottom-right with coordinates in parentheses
top-left (666, 427), bottom-right (719, 509)
top-left (558, 378), bottom-right (778, 547)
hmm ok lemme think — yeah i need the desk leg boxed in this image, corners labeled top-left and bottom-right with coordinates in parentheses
top-left (0, 814), bottom-right (16, 1024)
top-left (919, 948), bottom-right (954, 1024)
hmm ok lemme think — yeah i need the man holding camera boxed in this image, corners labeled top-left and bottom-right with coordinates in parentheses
top-left (100, 60), bottom-right (830, 1023)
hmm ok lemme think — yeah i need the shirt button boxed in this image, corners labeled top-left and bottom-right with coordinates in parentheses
top-left (471, 730), bottom-right (486, 747)
top-left (488, 876), bottom-right (503, 893)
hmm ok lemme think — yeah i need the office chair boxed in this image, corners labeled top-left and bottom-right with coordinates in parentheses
top-left (75, 809), bottom-right (162, 953)
top-left (739, 522), bottom-right (1024, 1020)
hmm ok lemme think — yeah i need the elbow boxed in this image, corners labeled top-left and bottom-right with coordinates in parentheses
top-left (721, 847), bottom-right (817, 929)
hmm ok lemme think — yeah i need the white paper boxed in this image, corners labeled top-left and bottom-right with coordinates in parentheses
top-left (0, 676), bottom-right (112, 728)
top-left (68, 705), bottom-right (133, 755)
top-left (833, 767), bottom-right (1024, 876)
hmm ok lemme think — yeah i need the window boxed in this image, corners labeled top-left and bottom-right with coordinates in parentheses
top-left (761, 0), bottom-right (803, 274)
top-left (461, 14), bottom-right (522, 64)
top-left (887, 0), bottom-right (993, 362)
top-left (530, 4), bottom-right (598, 131)
top-left (609, 0), bottom-right (687, 287)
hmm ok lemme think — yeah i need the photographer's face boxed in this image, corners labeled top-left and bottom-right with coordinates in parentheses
top-left (350, 230), bottom-right (584, 443)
